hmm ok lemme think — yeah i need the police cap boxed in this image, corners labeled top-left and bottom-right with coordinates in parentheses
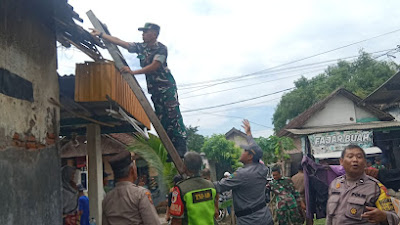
top-left (109, 151), bottom-right (132, 171)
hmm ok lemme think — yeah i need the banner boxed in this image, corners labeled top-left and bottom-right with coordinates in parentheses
top-left (308, 130), bottom-right (373, 154)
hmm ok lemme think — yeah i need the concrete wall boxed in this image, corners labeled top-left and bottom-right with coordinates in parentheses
top-left (0, 1), bottom-right (62, 224)
top-left (0, 147), bottom-right (61, 225)
top-left (304, 95), bottom-right (377, 128)
top-left (0, 1), bottom-right (59, 146)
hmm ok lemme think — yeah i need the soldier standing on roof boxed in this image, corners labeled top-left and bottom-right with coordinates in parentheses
top-left (90, 23), bottom-right (187, 161)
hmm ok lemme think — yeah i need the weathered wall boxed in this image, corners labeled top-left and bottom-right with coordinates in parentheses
top-left (0, 1), bottom-right (62, 224)
top-left (0, 147), bottom-right (62, 225)
top-left (0, 0), bottom-right (59, 147)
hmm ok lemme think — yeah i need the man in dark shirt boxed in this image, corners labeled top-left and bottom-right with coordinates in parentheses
top-left (90, 23), bottom-right (187, 161)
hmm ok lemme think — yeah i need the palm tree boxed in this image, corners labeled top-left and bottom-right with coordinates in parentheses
top-left (127, 134), bottom-right (178, 190)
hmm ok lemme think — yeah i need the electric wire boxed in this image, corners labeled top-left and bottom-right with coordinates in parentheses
top-left (181, 88), bottom-right (294, 113)
top-left (178, 48), bottom-right (397, 92)
top-left (179, 28), bottom-right (400, 93)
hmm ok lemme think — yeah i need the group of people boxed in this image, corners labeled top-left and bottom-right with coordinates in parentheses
top-left (65, 127), bottom-right (400, 225)
top-left (100, 119), bottom-right (275, 225)
top-left (86, 22), bottom-right (400, 225)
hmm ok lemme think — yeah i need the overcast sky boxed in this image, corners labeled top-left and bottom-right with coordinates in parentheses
top-left (58, 0), bottom-right (400, 137)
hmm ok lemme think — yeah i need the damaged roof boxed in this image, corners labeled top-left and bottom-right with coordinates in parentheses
top-left (53, 0), bottom-right (104, 61)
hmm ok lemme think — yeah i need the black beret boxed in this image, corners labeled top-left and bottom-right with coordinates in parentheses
top-left (109, 151), bottom-right (132, 171)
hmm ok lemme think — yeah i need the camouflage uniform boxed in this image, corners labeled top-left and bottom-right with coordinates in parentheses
top-left (372, 164), bottom-right (385, 169)
top-left (127, 41), bottom-right (187, 157)
top-left (267, 177), bottom-right (304, 225)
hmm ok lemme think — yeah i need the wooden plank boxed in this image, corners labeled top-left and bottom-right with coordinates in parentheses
top-left (87, 10), bottom-right (185, 175)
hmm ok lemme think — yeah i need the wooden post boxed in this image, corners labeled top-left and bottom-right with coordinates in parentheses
top-left (87, 124), bottom-right (103, 224)
top-left (86, 10), bottom-right (185, 175)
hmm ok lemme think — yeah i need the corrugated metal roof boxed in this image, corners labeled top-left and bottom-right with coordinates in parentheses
top-left (54, 1), bottom-right (104, 61)
top-left (286, 121), bottom-right (400, 135)
top-left (61, 134), bottom-right (135, 158)
top-left (363, 71), bottom-right (400, 106)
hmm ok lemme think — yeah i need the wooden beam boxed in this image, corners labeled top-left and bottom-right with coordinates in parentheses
top-left (86, 10), bottom-right (186, 175)
top-left (49, 97), bottom-right (115, 127)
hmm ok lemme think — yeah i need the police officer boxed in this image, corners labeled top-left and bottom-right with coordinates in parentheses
top-left (213, 119), bottom-right (273, 225)
top-left (326, 144), bottom-right (399, 225)
top-left (170, 152), bottom-right (218, 225)
top-left (90, 23), bottom-right (187, 161)
top-left (102, 151), bottom-right (161, 225)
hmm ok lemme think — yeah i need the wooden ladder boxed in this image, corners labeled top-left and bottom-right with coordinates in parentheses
top-left (87, 10), bottom-right (185, 175)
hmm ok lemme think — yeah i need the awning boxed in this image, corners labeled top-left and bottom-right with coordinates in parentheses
top-left (314, 147), bottom-right (382, 159)
top-left (286, 121), bottom-right (400, 135)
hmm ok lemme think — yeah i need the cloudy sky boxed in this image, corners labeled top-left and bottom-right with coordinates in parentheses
top-left (58, 0), bottom-right (400, 137)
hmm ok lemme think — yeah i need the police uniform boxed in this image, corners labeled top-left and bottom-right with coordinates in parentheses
top-left (172, 176), bottom-right (217, 225)
top-left (326, 173), bottom-right (399, 225)
top-left (213, 136), bottom-right (273, 225)
top-left (127, 23), bottom-right (187, 159)
top-left (102, 151), bottom-right (161, 225)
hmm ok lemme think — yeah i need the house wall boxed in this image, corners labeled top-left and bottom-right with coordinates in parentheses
top-left (0, 1), bottom-right (61, 224)
top-left (227, 135), bottom-right (248, 147)
top-left (304, 95), bottom-right (377, 127)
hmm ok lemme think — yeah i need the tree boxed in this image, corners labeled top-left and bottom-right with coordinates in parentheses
top-left (201, 134), bottom-right (242, 180)
top-left (255, 135), bottom-right (295, 165)
top-left (273, 51), bottom-right (399, 133)
top-left (186, 125), bottom-right (205, 152)
top-left (128, 134), bottom-right (178, 189)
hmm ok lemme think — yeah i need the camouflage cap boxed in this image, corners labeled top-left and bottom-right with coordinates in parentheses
top-left (240, 143), bottom-right (263, 161)
top-left (109, 151), bottom-right (132, 171)
top-left (138, 23), bottom-right (160, 33)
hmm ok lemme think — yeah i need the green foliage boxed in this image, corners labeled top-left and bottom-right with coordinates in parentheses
top-left (255, 135), bottom-right (295, 164)
top-left (128, 134), bottom-right (178, 189)
top-left (201, 134), bottom-right (242, 179)
top-left (273, 51), bottom-right (399, 133)
top-left (186, 125), bottom-right (205, 152)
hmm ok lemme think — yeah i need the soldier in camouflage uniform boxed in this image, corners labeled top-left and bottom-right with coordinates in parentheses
top-left (90, 23), bottom-right (187, 160)
top-left (267, 166), bottom-right (305, 225)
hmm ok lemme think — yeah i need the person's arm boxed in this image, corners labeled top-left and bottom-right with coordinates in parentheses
top-left (139, 190), bottom-right (161, 225)
top-left (120, 60), bottom-right (161, 75)
top-left (165, 191), bottom-right (172, 221)
top-left (213, 170), bottom-right (245, 193)
top-left (288, 179), bottom-right (303, 208)
top-left (326, 184), bottom-right (333, 225)
top-left (214, 193), bottom-right (219, 219)
top-left (242, 119), bottom-right (252, 136)
top-left (362, 183), bottom-right (400, 225)
top-left (89, 28), bottom-right (130, 49)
